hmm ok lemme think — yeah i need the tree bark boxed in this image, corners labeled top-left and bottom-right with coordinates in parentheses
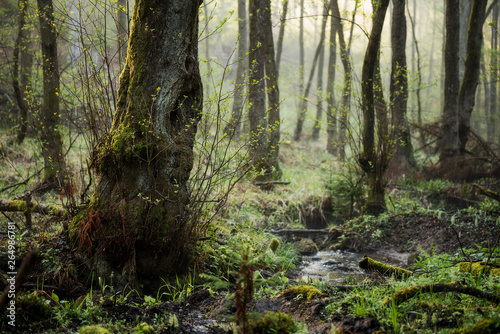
top-left (225, 0), bottom-right (248, 138)
top-left (332, 0), bottom-right (353, 161)
top-left (295, 0), bottom-right (305, 141)
top-left (117, 0), bottom-right (128, 70)
top-left (13, 0), bottom-right (32, 144)
top-left (263, 0), bottom-right (281, 178)
top-left (37, 0), bottom-right (66, 185)
top-left (248, 0), bottom-right (269, 177)
top-left (311, 2), bottom-right (329, 141)
top-left (387, 0), bottom-right (415, 181)
top-left (487, 4), bottom-right (498, 142)
top-left (359, 0), bottom-right (390, 216)
top-left (440, 0), bottom-right (460, 166)
top-left (458, 0), bottom-right (487, 154)
top-left (326, 1), bottom-right (338, 155)
top-left (69, 0), bottom-right (203, 286)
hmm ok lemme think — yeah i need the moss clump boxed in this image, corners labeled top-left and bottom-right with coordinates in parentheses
top-left (294, 238), bottom-right (318, 255)
top-left (458, 315), bottom-right (500, 334)
top-left (358, 256), bottom-right (413, 279)
top-left (283, 285), bottom-right (321, 301)
top-left (79, 325), bottom-right (111, 334)
top-left (251, 311), bottom-right (298, 333)
top-left (459, 262), bottom-right (500, 277)
top-left (270, 238), bottom-right (281, 252)
top-left (135, 322), bottom-right (154, 333)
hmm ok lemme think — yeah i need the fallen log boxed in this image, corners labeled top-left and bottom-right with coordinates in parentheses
top-left (0, 199), bottom-right (68, 218)
top-left (358, 256), bottom-right (413, 279)
top-left (473, 184), bottom-right (500, 202)
top-left (384, 281), bottom-right (500, 306)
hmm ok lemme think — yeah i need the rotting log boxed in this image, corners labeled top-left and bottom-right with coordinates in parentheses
top-left (384, 281), bottom-right (500, 306)
top-left (473, 184), bottom-right (500, 202)
top-left (271, 228), bottom-right (340, 239)
top-left (358, 256), bottom-right (413, 279)
top-left (459, 261), bottom-right (500, 277)
top-left (0, 199), bottom-right (68, 218)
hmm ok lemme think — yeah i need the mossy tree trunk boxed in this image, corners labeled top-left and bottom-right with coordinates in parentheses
top-left (116, 0), bottom-right (129, 70)
top-left (13, 0), bottom-right (32, 144)
top-left (70, 0), bottom-right (203, 286)
top-left (37, 0), bottom-right (65, 185)
top-left (263, 0), bottom-right (282, 179)
top-left (326, 0), bottom-right (337, 156)
top-left (359, 0), bottom-right (390, 216)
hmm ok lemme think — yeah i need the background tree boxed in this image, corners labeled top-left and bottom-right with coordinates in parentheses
top-left (359, 0), bottom-right (390, 216)
top-left (70, 0), bottom-right (203, 286)
top-left (37, 0), bottom-right (65, 186)
top-left (116, 0), bottom-right (129, 70)
top-left (275, 0), bottom-right (288, 74)
top-left (12, 0), bottom-right (32, 143)
top-left (225, 0), bottom-right (247, 138)
top-left (387, 0), bottom-right (415, 180)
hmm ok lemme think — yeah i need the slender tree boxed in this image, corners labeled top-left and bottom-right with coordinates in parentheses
top-left (326, 1), bottom-right (338, 155)
top-left (387, 0), bottom-right (415, 180)
top-left (13, 0), bottom-right (32, 143)
top-left (225, 0), bottom-right (248, 138)
top-left (117, 0), bottom-right (128, 70)
top-left (70, 0), bottom-right (203, 286)
top-left (332, 0), bottom-right (353, 161)
top-left (359, 0), bottom-right (390, 215)
top-left (294, 2), bottom-right (330, 141)
top-left (37, 0), bottom-right (66, 186)
top-left (487, 4), bottom-right (498, 141)
top-left (312, 2), bottom-right (329, 140)
top-left (275, 0), bottom-right (288, 75)
top-left (263, 0), bottom-right (281, 178)
top-left (440, 0), bottom-right (460, 167)
top-left (458, 0), bottom-right (487, 153)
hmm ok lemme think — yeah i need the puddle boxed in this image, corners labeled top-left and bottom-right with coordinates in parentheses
top-left (297, 250), bottom-right (410, 283)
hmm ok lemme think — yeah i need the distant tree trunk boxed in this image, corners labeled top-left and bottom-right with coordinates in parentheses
top-left (359, 0), bottom-right (390, 216)
top-left (263, 0), bottom-right (281, 178)
top-left (326, 1), bottom-right (338, 155)
top-left (480, 45), bottom-right (490, 136)
top-left (13, 0), bottom-right (32, 144)
top-left (225, 0), bottom-right (248, 138)
top-left (426, 0), bottom-right (438, 113)
top-left (275, 0), bottom-right (288, 75)
top-left (458, 0), bottom-right (487, 154)
top-left (488, 4), bottom-right (498, 142)
top-left (295, 0), bottom-right (305, 141)
top-left (387, 0), bottom-right (415, 181)
top-left (311, 2), bottom-right (329, 141)
top-left (459, 0), bottom-right (472, 80)
top-left (69, 0), bottom-right (203, 286)
top-left (117, 0), bottom-right (128, 70)
top-left (248, 0), bottom-right (269, 176)
top-left (440, 0), bottom-right (460, 167)
top-left (406, 0), bottom-right (423, 140)
top-left (37, 0), bottom-right (65, 186)
top-left (332, 0), bottom-right (353, 161)
top-left (294, 2), bottom-right (330, 141)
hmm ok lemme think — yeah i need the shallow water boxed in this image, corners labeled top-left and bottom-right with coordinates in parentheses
top-left (298, 249), bottom-right (409, 283)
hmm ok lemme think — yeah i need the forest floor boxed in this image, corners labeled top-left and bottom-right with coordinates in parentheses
top-left (0, 136), bottom-right (499, 333)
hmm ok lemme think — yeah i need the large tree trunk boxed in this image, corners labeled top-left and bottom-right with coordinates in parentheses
top-left (13, 0), bottom-right (32, 144)
top-left (440, 0), bottom-right (461, 167)
top-left (311, 2), bottom-right (329, 141)
top-left (459, 0), bottom-right (473, 80)
top-left (37, 0), bottom-right (65, 186)
top-left (225, 0), bottom-right (248, 138)
top-left (457, 0), bottom-right (487, 154)
top-left (263, 0), bottom-right (281, 178)
top-left (70, 0), bottom-right (203, 287)
top-left (387, 0), bottom-right (415, 181)
top-left (332, 0), bottom-right (353, 161)
top-left (359, 0), bottom-right (390, 216)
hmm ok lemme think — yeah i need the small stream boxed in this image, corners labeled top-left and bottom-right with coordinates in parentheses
top-left (298, 250), bottom-right (410, 283)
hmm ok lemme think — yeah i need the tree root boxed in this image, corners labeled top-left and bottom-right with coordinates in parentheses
top-left (384, 281), bottom-right (500, 306)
